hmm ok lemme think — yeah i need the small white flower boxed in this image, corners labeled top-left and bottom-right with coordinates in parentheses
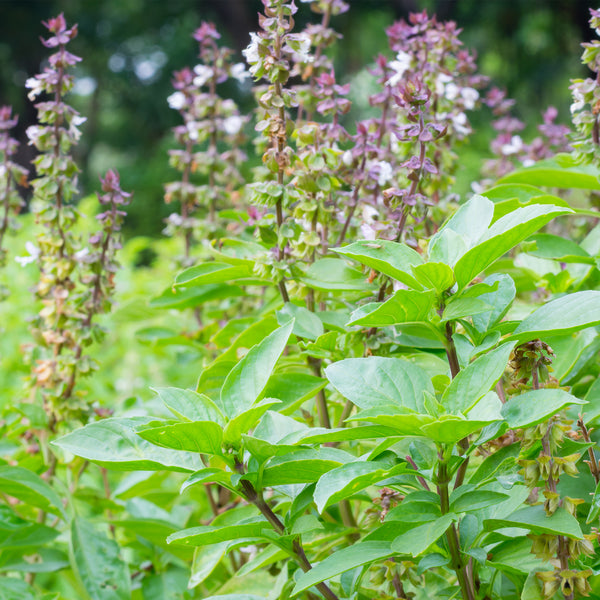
top-left (230, 62), bottom-right (251, 83)
top-left (451, 112), bottom-right (470, 136)
top-left (167, 91), bottom-right (186, 110)
top-left (242, 33), bottom-right (261, 76)
top-left (26, 125), bottom-right (42, 145)
top-left (25, 77), bottom-right (44, 101)
top-left (461, 87), bottom-right (479, 110)
top-left (471, 181), bottom-right (484, 194)
top-left (295, 34), bottom-right (313, 63)
top-left (222, 115), bottom-right (243, 136)
top-left (0, 165), bottom-right (6, 179)
top-left (360, 222), bottom-right (377, 240)
top-left (444, 82), bottom-right (459, 101)
top-left (193, 65), bottom-right (214, 87)
top-left (74, 248), bottom-right (90, 261)
top-left (362, 204), bottom-right (379, 224)
top-left (15, 241), bottom-right (40, 267)
top-left (342, 150), bottom-right (353, 167)
top-left (522, 158), bottom-right (536, 167)
top-left (501, 135), bottom-right (524, 156)
top-left (71, 115), bottom-right (87, 127)
top-left (186, 121), bottom-right (199, 141)
top-left (375, 161), bottom-right (393, 186)
top-left (435, 73), bottom-right (453, 96)
top-left (571, 88), bottom-right (585, 114)
top-left (387, 51), bottom-right (412, 87)
top-left (166, 212), bottom-right (184, 226)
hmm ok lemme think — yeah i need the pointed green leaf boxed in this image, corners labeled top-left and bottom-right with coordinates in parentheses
top-left (450, 489), bottom-right (510, 513)
top-left (181, 468), bottom-right (234, 494)
top-left (277, 304), bottom-right (323, 340)
top-left (135, 420), bottom-right (223, 455)
top-left (586, 481), bottom-right (600, 524)
top-left (150, 283), bottom-right (244, 309)
top-left (484, 506), bottom-right (583, 538)
top-left (175, 263), bottom-right (254, 287)
top-left (219, 321), bottom-right (293, 418)
top-left (526, 233), bottom-right (593, 263)
top-left (292, 541), bottom-right (393, 594)
top-left (347, 409), bottom-right (435, 436)
top-left (471, 274), bottom-right (516, 333)
top-left (189, 542), bottom-right (230, 588)
top-left (391, 514), bottom-right (456, 557)
top-left (454, 204), bottom-right (572, 288)
top-left (347, 289), bottom-right (437, 327)
top-left (262, 373), bottom-right (327, 415)
top-left (442, 343), bottom-right (514, 413)
top-left (411, 262), bottom-right (455, 292)
top-left (335, 240), bottom-right (424, 288)
top-left (0, 579), bottom-right (36, 600)
top-left (53, 417), bottom-right (203, 472)
top-left (301, 258), bottom-right (377, 291)
top-left (420, 415), bottom-right (500, 444)
top-left (502, 389), bottom-right (587, 429)
top-left (71, 518), bottom-right (130, 600)
top-left (223, 398), bottom-right (281, 446)
top-left (152, 387), bottom-right (225, 425)
top-left (325, 357), bottom-right (433, 411)
top-left (511, 290), bottom-right (600, 341)
top-left (441, 297), bottom-right (493, 322)
top-left (280, 425), bottom-right (400, 445)
top-left (167, 520), bottom-right (268, 547)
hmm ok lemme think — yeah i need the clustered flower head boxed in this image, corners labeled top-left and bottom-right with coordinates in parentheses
top-left (165, 22), bottom-right (247, 264)
top-left (570, 8), bottom-right (600, 164)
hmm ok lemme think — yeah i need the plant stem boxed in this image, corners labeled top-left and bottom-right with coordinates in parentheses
top-left (578, 416), bottom-right (600, 484)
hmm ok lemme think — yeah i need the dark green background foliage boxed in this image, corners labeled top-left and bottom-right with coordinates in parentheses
top-left (0, 0), bottom-right (596, 237)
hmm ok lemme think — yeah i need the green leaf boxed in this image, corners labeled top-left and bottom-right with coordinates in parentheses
top-left (484, 505), bottom-right (583, 538)
top-left (135, 420), bottom-right (224, 455)
top-left (441, 297), bottom-right (493, 322)
top-left (189, 542), bottom-right (230, 588)
top-left (450, 489), bottom-right (510, 513)
top-left (314, 462), bottom-right (407, 512)
top-left (501, 389), bottom-right (587, 429)
top-left (167, 520), bottom-right (269, 547)
top-left (511, 291), bottom-right (600, 341)
top-left (335, 240), bottom-right (424, 288)
top-left (325, 357), bottom-right (433, 411)
top-left (280, 425), bottom-right (399, 445)
top-left (442, 343), bottom-right (514, 413)
top-left (347, 409), bottom-right (434, 436)
top-left (200, 595), bottom-right (271, 600)
top-left (152, 387), bottom-right (225, 425)
top-left (277, 304), bottom-right (323, 340)
top-left (498, 154), bottom-right (600, 190)
top-left (428, 228), bottom-right (468, 268)
top-left (174, 263), bottom-right (254, 286)
top-left (181, 468), bottom-right (234, 494)
top-left (70, 518), bottom-right (130, 600)
top-left (411, 262), bottom-right (455, 292)
top-left (0, 579), bottom-right (36, 600)
top-left (391, 514), bottom-right (456, 557)
top-left (454, 204), bottom-right (572, 289)
top-left (347, 289), bottom-right (437, 327)
top-left (301, 258), bottom-right (377, 291)
top-left (0, 466), bottom-right (66, 519)
top-left (0, 521), bottom-right (58, 549)
top-left (292, 541), bottom-right (393, 594)
top-left (219, 321), bottom-right (293, 418)
top-left (471, 274), bottom-right (516, 333)
top-left (150, 283), bottom-right (244, 309)
top-left (525, 233), bottom-right (594, 264)
top-left (223, 398), bottom-right (281, 446)
top-left (262, 373), bottom-right (327, 415)
top-left (420, 415), bottom-right (500, 444)
top-left (586, 481), bottom-right (600, 524)
top-left (53, 417), bottom-right (203, 472)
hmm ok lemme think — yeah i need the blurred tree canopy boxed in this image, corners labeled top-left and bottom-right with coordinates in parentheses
top-left (0, 0), bottom-right (596, 237)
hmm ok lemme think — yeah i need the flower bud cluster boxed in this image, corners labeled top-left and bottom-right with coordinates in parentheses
top-left (0, 106), bottom-right (27, 296)
top-left (165, 22), bottom-right (248, 264)
top-left (570, 8), bottom-right (600, 164)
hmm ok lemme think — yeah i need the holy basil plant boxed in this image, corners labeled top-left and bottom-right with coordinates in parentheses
top-left (54, 193), bottom-right (600, 600)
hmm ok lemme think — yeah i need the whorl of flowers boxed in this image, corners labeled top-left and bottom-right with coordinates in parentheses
top-left (0, 106), bottom-right (27, 291)
top-left (570, 8), bottom-right (600, 164)
top-left (24, 15), bottom-right (129, 427)
top-left (165, 22), bottom-right (248, 264)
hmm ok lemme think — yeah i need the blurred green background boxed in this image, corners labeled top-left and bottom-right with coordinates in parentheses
top-left (0, 0), bottom-right (596, 237)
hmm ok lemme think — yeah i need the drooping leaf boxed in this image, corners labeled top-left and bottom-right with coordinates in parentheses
top-left (501, 389), bottom-right (587, 429)
top-left (511, 290), bottom-right (600, 341)
top-left (219, 321), bottom-right (293, 418)
top-left (335, 240), bottom-right (424, 289)
top-left (53, 417), bottom-right (203, 472)
top-left (152, 387), bottom-right (225, 425)
top-left (325, 357), bottom-right (433, 411)
top-left (347, 289), bottom-right (437, 327)
top-left (70, 518), bottom-right (130, 600)
top-left (292, 541), bottom-right (394, 594)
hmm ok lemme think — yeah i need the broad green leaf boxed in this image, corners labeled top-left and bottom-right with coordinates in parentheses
top-left (53, 417), bottom-right (203, 472)
top-left (253, 411), bottom-right (307, 445)
top-left (150, 283), bottom-right (244, 309)
top-left (0, 466), bottom-right (66, 519)
top-left (223, 398), bottom-right (281, 446)
top-left (347, 409), bottom-right (434, 436)
top-left (152, 387), bottom-right (225, 425)
top-left (386, 493), bottom-right (441, 523)
top-left (207, 238), bottom-right (266, 265)
top-left (314, 462), bottom-right (407, 512)
top-left (280, 425), bottom-right (400, 445)
top-left (469, 443), bottom-right (520, 485)
top-left (521, 571), bottom-right (546, 600)
top-left (335, 240), bottom-right (424, 288)
top-left (525, 233), bottom-right (594, 264)
top-left (325, 357), bottom-right (433, 411)
top-left (71, 518), bottom-right (130, 600)
top-left (442, 343), bottom-right (514, 413)
top-left (167, 520), bottom-right (269, 547)
top-left (262, 373), bottom-right (327, 415)
top-left (219, 321), bottom-right (293, 418)
top-left (135, 420), bottom-right (223, 455)
top-left (141, 570), bottom-right (189, 600)
top-left (511, 290), bottom-right (600, 341)
top-left (411, 262), bottom-right (455, 292)
top-left (175, 263), bottom-right (254, 286)
top-left (0, 579), bottom-right (36, 600)
top-left (260, 447), bottom-right (354, 486)
top-left (586, 480), bottom-right (600, 524)
top-left (0, 548), bottom-right (68, 574)
top-left (391, 514), bottom-right (456, 557)
top-left (420, 415), bottom-right (500, 444)
top-left (454, 204), bottom-right (572, 289)
top-left (498, 154), bottom-right (600, 190)
top-left (277, 304), bottom-right (323, 340)
top-left (472, 274), bottom-right (516, 333)
top-left (188, 542), bottom-right (232, 588)
top-left (441, 297), bottom-right (493, 322)
top-left (450, 489), bottom-right (510, 513)
top-left (502, 389), bottom-right (587, 429)
top-left (181, 468), bottom-right (234, 494)
top-left (293, 541), bottom-right (393, 594)
top-left (347, 289), bottom-right (437, 327)
top-left (488, 537), bottom-right (551, 577)
top-left (428, 227), bottom-right (468, 268)
top-left (0, 521), bottom-right (58, 549)
top-left (484, 506), bottom-right (583, 538)
top-left (301, 258), bottom-right (377, 291)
